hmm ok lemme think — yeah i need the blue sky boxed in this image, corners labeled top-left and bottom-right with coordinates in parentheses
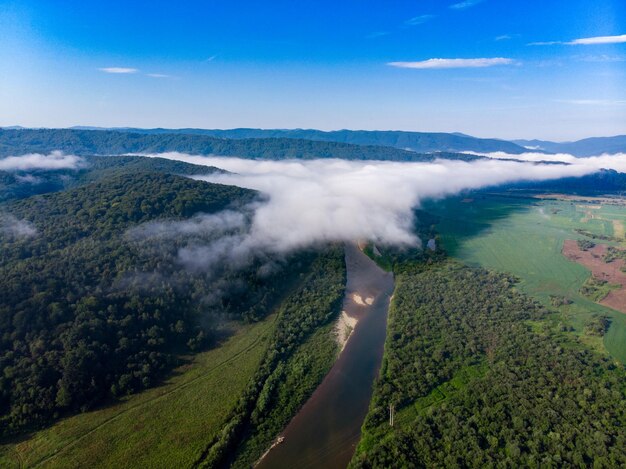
top-left (0, 0), bottom-right (624, 140)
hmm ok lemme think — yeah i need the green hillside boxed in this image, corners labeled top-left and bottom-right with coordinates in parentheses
top-left (0, 129), bottom-right (481, 162)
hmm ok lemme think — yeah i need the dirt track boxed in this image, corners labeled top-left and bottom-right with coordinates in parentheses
top-left (562, 240), bottom-right (626, 314)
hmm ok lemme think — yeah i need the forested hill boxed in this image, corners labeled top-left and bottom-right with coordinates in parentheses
top-left (71, 127), bottom-right (531, 154)
top-left (0, 155), bottom-right (224, 202)
top-left (0, 129), bottom-right (481, 162)
top-left (0, 171), bottom-right (308, 436)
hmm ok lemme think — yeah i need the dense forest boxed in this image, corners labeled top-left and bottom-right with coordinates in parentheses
top-left (509, 168), bottom-right (626, 195)
top-left (0, 170), bottom-right (316, 436)
top-left (196, 247), bottom-right (346, 468)
top-left (0, 154), bottom-right (223, 202)
top-left (0, 129), bottom-right (482, 162)
top-left (71, 127), bottom-right (529, 154)
top-left (351, 262), bottom-right (626, 467)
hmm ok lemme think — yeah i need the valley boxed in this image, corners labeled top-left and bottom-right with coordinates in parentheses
top-left (1, 132), bottom-right (626, 468)
top-left (3, 1), bottom-right (626, 466)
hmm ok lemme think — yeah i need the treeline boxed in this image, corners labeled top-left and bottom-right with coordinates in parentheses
top-left (196, 247), bottom-right (346, 468)
top-left (71, 127), bottom-right (528, 154)
top-left (0, 172), bottom-right (309, 437)
top-left (509, 169), bottom-right (626, 195)
top-left (0, 129), bottom-right (480, 162)
top-left (351, 262), bottom-right (626, 467)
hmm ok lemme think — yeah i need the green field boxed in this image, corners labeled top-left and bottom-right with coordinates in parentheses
top-left (0, 317), bottom-right (277, 469)
top-left (424, 194), bottom-right (626, 363)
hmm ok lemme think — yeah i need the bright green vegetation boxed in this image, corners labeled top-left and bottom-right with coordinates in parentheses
top-left (0, 171), bottom-right (314, 436)
top-left (362, 244), bottom-right (393, 271)
top-left (196, 248), bottom-right (346, 468)
top-left (580, 277), bottom-right (621, 302)
top-left (604, 246), bottom-right (626, 268)
top-left (352, 262), bottom-right (626, 467)
top-left (585, 315), bottom-right (611, 337)
top-left (425, 194), bottom-right (626, 362)
top-left (0, 316), bottom-right (275, 468)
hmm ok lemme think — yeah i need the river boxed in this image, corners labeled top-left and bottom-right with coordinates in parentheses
top-left (257, 243), bottom-right (394, 469)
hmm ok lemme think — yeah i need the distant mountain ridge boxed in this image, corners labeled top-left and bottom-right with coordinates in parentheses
top-left (4, 127), bottom-right (624, 157)
top-left (513, 135), bottom-right (626, 157)
top-left (67, 127), bottom-right (530, 154)
top-left (0, 128), bottom-right (481, 162)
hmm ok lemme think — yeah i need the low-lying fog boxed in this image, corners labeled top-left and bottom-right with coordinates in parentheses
top-left (4, 149), bottom-right (626, 273)
top-left (142, 152), bottom-right (611, 255)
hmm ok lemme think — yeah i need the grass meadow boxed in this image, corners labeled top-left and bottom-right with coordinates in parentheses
top-left (0, 316), bottom-right (277, 469)
top-left (426, 194), bottom-right (626, 363)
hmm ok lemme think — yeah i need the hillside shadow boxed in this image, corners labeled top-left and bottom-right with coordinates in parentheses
top-left (418, 190), bottom-right (538, 256)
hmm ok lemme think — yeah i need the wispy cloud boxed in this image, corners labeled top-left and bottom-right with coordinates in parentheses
top-left (449, 0), bottom-right (485, 10)
top-left (0, 213), bottom-right (37, 238)
top-left (569, 34), bottom-right (626, 45)
top-left (555, 99), bottom-right (626, 106)
top-left (146, 73), bottom-right (170, 78)
top-left (405, 14), bottom-right (436, 26)
top-left (495, 33), bottom-right (520, 41)
top-left (98, 67), bottom-right (138, 74)
top-left (530, 34), bottom-right (626, 46)
top-left (576, 54), bottom-right (625, 63)
top-left (388, 57), bottom-right (514, 69)
top-left (367, 31), bottom-right (390, 39)
top-left (0, 151), bottom-right (84, 171)
top-left (205, 55), bottom-right (218, 62)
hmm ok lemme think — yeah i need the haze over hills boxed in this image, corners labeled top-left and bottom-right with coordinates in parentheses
top-left (513, 135), bottom-right (626, 157)
top-left (68, 127), bottom-right (531, 155)
top-left (0, 128), bottom-right (481, 162)
top-left (5, 127), bottom-right (625, 157)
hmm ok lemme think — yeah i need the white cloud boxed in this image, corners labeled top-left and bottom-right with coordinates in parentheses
top-left (555, 99), bottom-right (626, 106)
top-left (0, 151), bottom-right (84, 171)
top-left (471, 151), bottom-right (626, 174)
top-left (128, 211), bottom-right (247, 241)
top-left (569, 34), bottom-right (626, 45)
top-left (530, 34), bottom-right (626, 46)
top-left (98, 67), bottom-right (139, 74)
top-left (405, 14), bottom-right (436, 26)
top-left (146, 73), bottom-right (170, 78)
top-left (450, 0), bottom-right (485, 10)
top-left (135, 154), bottom-right (597, 262)
top-left (388, 58), bottom-right (514, 69)
top-left (0, 213), bottom-right (37, 238)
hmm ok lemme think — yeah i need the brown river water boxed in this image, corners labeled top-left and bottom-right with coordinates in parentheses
top-left (257, 243), bottom-right (394, 469)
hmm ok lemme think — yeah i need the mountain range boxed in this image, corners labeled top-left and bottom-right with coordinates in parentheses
top-left (2, 127), bottom-right (625, 157)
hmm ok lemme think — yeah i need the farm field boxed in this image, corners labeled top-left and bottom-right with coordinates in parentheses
top-left (425, 193), bottom-right (626, 363)
top-left (0, 316), bottom-right (277, 469)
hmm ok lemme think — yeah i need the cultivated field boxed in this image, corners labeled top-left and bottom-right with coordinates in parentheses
top-left (426, 194), bottom-right (626, 363)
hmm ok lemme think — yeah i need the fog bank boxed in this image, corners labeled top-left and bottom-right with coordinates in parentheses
top-left (475, 151), bottom-right (626, 173)
top-left (138, 154), bottom-right (598, 266)
top-left (0, 151), bottom-right (84, 171)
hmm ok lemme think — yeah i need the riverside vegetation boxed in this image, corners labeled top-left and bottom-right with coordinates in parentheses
top-left (351, 261), bottom-right (626, 467)
top-left (0, 154), bottom-right (347, 469)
